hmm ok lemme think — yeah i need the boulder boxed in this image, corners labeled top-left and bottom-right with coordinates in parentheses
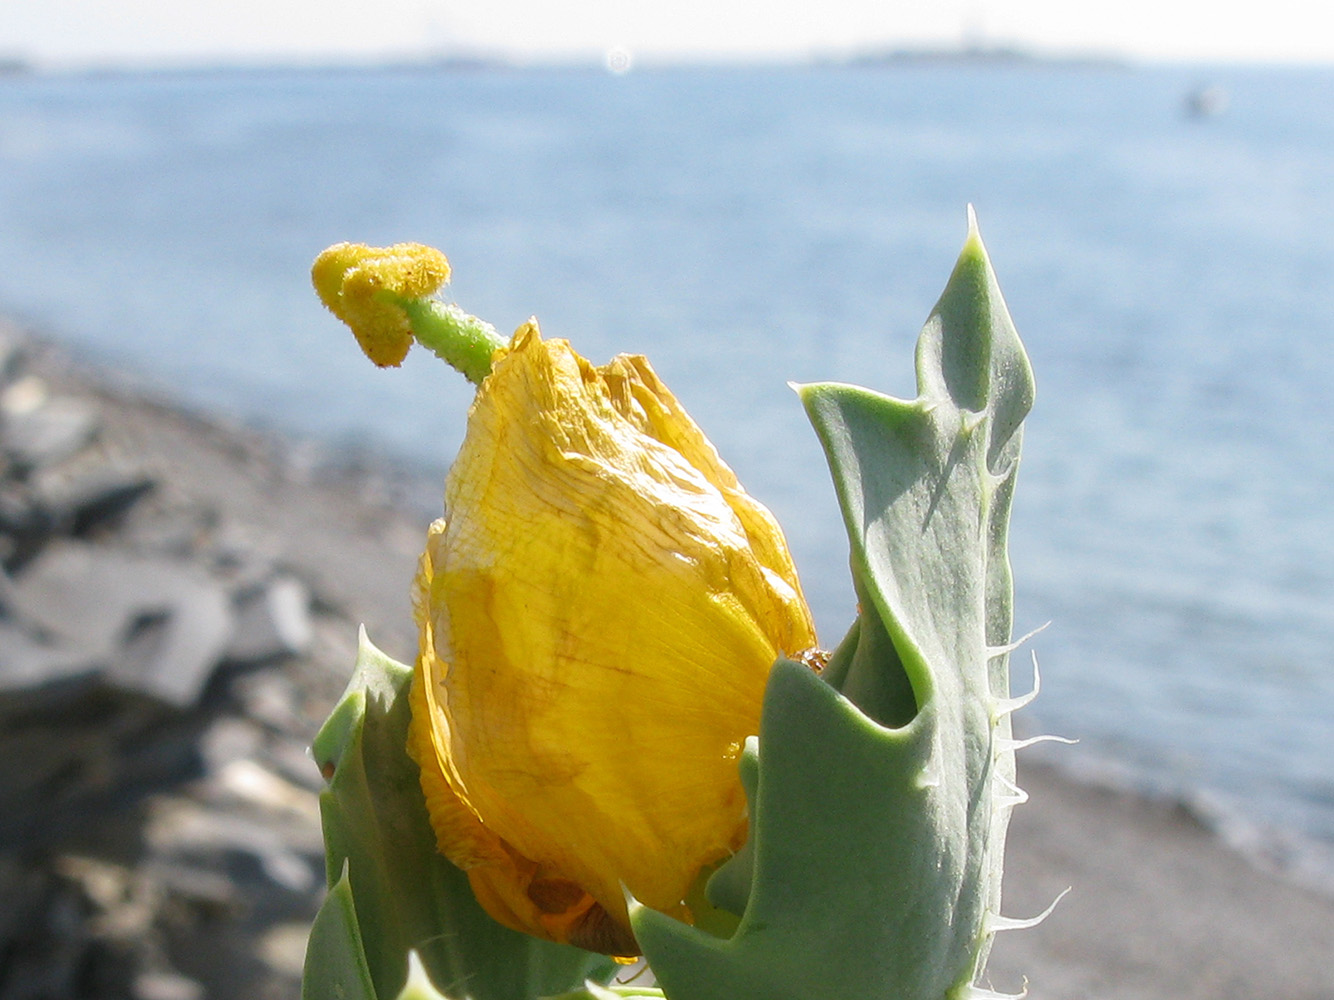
top-left (224, 575), bottom-right (312, 664)
top-left (1, 386), bottom-right (100, 475)
top-left (37, 468), bottom-right (157, 537)
top-left (9, 541), bottom-right (234, 709)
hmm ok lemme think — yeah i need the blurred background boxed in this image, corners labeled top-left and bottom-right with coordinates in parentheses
top-left (1, 2), bottom-right (1333, 999)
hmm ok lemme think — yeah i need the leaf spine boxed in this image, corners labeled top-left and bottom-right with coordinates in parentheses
top-left (996, 734), bottom-right (1077, 754)
top-left (992, 653), bottom-right (1041, 718)
top-left (985, 887), bottom-right (1070, 935)
top-left (991, 772), bottom-right (1028, 808)
top-left (963, 983), bottom-right (1028, 1000)
top-left (986, 623), bottom-right (1050, 660)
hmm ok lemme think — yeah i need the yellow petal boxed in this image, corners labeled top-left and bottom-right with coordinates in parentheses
top-left (408, 322), bottom-right (817, 955)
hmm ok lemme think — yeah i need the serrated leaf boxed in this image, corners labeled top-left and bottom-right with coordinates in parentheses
top-left (306, 628), bottom-right (616, 1000)
top-left (634, 215), bottom-right (1034, 1000)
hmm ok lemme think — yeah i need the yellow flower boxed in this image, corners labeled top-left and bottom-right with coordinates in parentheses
top-left (407, 322), bottom-right (818, 957)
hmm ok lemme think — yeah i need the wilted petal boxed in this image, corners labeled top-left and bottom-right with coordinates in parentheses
top-left (408, 323), bottom-right (817, 956)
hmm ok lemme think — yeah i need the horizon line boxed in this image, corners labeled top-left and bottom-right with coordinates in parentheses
top-left (4, 42), bottom-right (1331, 79)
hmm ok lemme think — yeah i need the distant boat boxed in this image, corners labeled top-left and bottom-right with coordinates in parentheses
top-left (1185, 84), bottom-right (1229, 118)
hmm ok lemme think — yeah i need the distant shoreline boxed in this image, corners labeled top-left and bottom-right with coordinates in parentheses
top-left (8, 45), bottom-right (1269, 81)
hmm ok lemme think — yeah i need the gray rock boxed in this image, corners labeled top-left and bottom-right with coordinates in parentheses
top-left (115, 502), bottom-right (218, 561)
top-left (140, 858), bottom-right (241, 919)
top-left (0, 620), bottom-right (101, 703)
top-left (2, 397), bottom-right (100, 475)
top-left (229, 671), bottom-right (303, 733)
top-left (0, 685), bottom-right (207, 849)
top-left (196, 716), bottom-right (266, 774)
top-left (0, 486), bottom-right (53, 568)
top-left (0, 874), bottom-right (91, 1000)
top-left (261, 733), bottom-right (327, 793)
top-left (0, 853), bottom-right (186, 1000)
top-left (0, 852), bottom-right (41, 948)
top-left (132, 971), bottom-right (204, 1000)
top-left (36, 468), bottom-right (157, 536)
top-left (10, 542), bottom-right (234, 708)
top-left (144, 799), bottom-right (320, 896)
top-left (0, 563), bottom-right (16, 613)
top-left (224, 575), bottom-right (312, 664)
top-left (0, 328), bottom-right (383, 1000)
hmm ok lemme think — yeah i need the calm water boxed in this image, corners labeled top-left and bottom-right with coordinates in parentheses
top-left (3, 62), bottom-right (1333, 884)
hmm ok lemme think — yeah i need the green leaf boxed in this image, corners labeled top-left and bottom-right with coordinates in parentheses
top-left (634, 214), bottom-right (1034, 1000)
top-left (305, 629), bottom-right (616, 1000)
top-left (303, 866), bottom-right (377, 1000)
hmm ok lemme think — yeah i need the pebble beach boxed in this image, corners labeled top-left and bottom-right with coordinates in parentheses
top-left (2, 320), bottom-right (1332, 1000)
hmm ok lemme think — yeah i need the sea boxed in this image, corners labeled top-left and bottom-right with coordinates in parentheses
top-left (2, 59), bottom-right (1333, 890)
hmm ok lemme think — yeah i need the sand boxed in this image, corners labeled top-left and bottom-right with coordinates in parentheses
top-left (989, 762), bottom-right (1334, 999)
top-left (14, 327), bottom-right (1334, 1000)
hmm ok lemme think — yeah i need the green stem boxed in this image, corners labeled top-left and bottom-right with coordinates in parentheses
top-left (389, 295), bottom-right (507, 385)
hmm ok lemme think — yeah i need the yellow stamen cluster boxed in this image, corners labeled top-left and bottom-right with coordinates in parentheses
top-left (312, 242), bottom-right (451, 367)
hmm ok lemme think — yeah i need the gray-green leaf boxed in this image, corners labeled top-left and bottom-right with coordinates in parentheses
top-left (633, 213), bottom-right (1034, 1000)
top-left (303, 630), bottom-right (616, 1000)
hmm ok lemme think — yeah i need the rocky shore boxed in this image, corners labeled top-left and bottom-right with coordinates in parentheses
top-left (0, 321), bottom-right (433, 1000)
top-left (3, 320), bottom-right (1333, 1000)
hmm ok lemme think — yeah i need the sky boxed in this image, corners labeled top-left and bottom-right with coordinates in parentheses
top-left (3, 0), bottom-right (1333, 68)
